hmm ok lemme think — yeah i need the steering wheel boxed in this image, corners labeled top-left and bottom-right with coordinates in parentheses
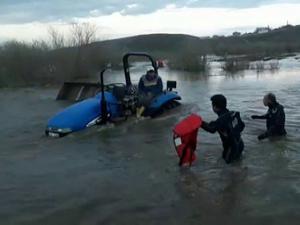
top-left (127, 84), bottom-right (138, 95)
top-left (105, 83), bottom-right (126, 92)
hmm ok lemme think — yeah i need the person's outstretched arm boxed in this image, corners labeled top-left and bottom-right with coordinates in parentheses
top-left (251, 114), bottom-right (268, 119)
top-left (201, 121), bottom-right (218, 133)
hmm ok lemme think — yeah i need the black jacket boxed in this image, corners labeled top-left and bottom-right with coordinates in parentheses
top-left (255, 102), bottom-right (286, 139)
top-left (202, 109), bottom-right (245, 163)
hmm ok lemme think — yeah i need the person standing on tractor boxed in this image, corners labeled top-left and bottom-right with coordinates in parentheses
top-left (136, 69), bottom-right (163, 117)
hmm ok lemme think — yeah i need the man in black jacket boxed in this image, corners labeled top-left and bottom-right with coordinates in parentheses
top-left (251, 93), bottom-right (286, 140)
top-left (201, 94), bottom-right (245, 164)
top-left (136, 69), bottom-right (163, 118)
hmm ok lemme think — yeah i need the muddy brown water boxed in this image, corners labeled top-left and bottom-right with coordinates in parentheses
top-left (0, 57), bottom-right (300, 225)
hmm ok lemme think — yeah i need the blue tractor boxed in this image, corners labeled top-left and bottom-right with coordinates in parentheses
top-left (45, 53), bottom-right (181, 137)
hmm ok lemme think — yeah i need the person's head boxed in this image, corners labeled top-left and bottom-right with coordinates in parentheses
top-left (263, 93), bottom-right (277, 107)
top-left (145, 69), bottom-right (157, 81)
top-left (210, 94), bottom-right (227, 113)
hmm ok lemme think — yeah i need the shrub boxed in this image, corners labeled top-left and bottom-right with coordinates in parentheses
top-left (221, 57), bottom-right (250, 72)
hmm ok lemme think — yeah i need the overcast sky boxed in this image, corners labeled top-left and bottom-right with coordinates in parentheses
top-left (0, 0), bottom-right (300, 42)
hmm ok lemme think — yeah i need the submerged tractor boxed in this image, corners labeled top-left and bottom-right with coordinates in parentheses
top-left (45, 53), bottom-right (181, 137)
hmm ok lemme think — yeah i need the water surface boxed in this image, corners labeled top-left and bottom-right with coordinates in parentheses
top-left (0, 57), bottom-right (300, 225)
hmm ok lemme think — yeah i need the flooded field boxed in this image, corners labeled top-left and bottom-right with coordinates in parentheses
top-left (1, 56), bottom-right (300, 225)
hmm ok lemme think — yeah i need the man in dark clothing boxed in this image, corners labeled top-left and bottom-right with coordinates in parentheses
top-left (251, 93), bottom-right (286, 140)
top-left (138, 69), bottom-right (163, 96)
top-left (201, 94), bottom-right (245, 164)
top-left (136, 69), bottom-right (163, 117)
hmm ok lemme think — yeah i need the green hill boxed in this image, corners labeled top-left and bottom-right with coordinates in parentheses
top-left (1, 25), bottom-right (300, 86)
top-left (87, 24), bottom-right (300, 56)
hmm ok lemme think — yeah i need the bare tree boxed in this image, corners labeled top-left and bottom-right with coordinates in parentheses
top-left (31, 40), bottom-right (50, 51)
top-left (69, 22), bottom-right (97, 47)
top-left (48, 26), bottom-right (65, 49)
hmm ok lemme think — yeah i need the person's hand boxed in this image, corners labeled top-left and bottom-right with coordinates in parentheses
top-left (200, 121), bottom-right (207, 130)
top-left (251, 115), bottom-right (259, 119)
top-left (258, 133), bottom-right (267, 140)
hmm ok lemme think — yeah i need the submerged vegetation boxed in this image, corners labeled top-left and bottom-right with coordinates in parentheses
top-left (221, 57), bottom-right (250, 72)
top-left (0, 24), bottom-right (300, 86)
top-left (221, 56), bottom-right (280, 73)
top-left (168, 54), bottom-right (209, 72)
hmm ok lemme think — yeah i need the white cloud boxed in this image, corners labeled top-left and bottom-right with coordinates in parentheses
top-left (165, 4), bottom-right (177, 9)
top-left (186, 0), bottom-right (198, 5)
top-left (1, 3), bottom-right (300, 42)
top-left (127, 4), bottom-right (138, 9)
top-left (82, 3), bottom-right (300, 37)
top-left (89, 9), bottom-right (100, 16)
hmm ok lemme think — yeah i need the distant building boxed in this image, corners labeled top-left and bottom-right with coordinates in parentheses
top-left (232, 32), bottom-right (241, 37)
top-left (254, 26), bottom-right (271, 34)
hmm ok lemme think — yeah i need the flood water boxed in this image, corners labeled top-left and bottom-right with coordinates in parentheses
top-left (1, 56), bottom-right (300, 225)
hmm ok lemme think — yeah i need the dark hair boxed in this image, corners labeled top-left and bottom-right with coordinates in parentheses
top-left (266, 93), bottom-right (277, 104)
top-left (211, 94), bottom-right (227, 109)
top-left (147, 69), bottom-right (155, 74)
